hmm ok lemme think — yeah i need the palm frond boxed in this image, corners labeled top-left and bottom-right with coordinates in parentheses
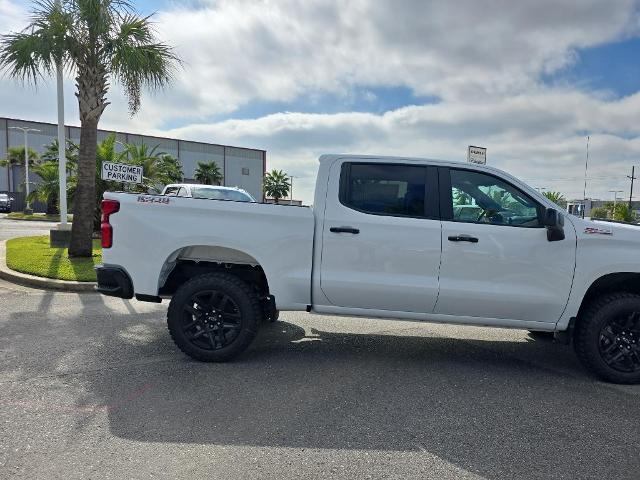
top-left (0, 0), bottom-right (75, 83)
top-left (108, 14), bottom-right (179, 113)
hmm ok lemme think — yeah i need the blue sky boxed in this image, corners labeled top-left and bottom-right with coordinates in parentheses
top-left (2, 0), bottom-right (640, 203)
top-left (545, 36), bottom-right (640, 98)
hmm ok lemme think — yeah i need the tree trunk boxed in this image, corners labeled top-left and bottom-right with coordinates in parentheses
top-left (46, 191), bottom-right (59, 215)
top-left (68, 62), bottom-right (108, 257)
top-left (68, 118), bottom-right (98, 257)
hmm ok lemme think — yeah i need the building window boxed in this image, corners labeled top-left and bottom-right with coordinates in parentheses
top-left (242, 167), bottom-right (250, 175)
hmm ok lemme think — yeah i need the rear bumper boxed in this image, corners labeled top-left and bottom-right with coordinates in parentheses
top-left (95, 265), bottom-right (134, 299)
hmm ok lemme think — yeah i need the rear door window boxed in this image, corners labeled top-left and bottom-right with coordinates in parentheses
top-left (340, 163), bottom-right (431, 218)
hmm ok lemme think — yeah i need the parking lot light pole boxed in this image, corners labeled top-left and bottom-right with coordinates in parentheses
top-left (9, 126), bottom-right (40, 214)
top-left (56, 58), bottom-right (68, 227)
top-left (54, 0), bottom-right (68, 229)
top-left (609, 190), bottom-right (624, 209)
top-left (289, 176), bottom-right (295, 205)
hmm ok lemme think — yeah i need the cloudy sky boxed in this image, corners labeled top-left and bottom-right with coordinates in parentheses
top-left (2, 0), bottom-right (640, 203)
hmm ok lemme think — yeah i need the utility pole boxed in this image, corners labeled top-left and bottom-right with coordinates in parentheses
top-left (9, 126), bottom-right (40, 214)
top-left (582, 135), bottom-right (589, 218)
top-left (628, 166), bottom-right (636, 211)
top-left (289, 176), bottom-right (295, 205)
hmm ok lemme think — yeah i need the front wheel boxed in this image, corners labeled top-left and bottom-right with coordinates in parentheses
top-left (167, 273), bottom-right (261, 362)
top-left (575, 293), bottom-right (640, 384)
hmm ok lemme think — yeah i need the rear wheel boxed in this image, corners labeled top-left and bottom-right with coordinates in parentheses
top-left (167, 273), bottom-right (260, 362)
top-left (575, 293), bottom-right (640, 384)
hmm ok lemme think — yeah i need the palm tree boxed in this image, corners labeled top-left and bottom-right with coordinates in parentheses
top-left (543, 191), bottom-right (567, 208)
top-left (1, 0), bottom-right (179, 256)
top-left (153, 154), bottom-right (183, 190)
top-left (0, 146), bottom-right (39, 192)
top-left (264, 169), bottom-right (291, 203)
top-left (194, 161), bottom-right (223, 185)
top-left (28, 162), bottom-right (61, 214)
top-left (41, 138), bottom-right (79, 173)
top-left (121, 142), bottom-right (183, 192)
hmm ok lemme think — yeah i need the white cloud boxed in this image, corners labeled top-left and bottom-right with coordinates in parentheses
top-left (166, 90), bottom-right (640, 202)
top-left (152, 0), bottom-right (640, 116)
top-left (0, 0), bottom-right (639, 203)
top-left (0, 0), bottom-right (27, 32)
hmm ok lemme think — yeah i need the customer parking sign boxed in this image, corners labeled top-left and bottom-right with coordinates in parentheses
top-left (101, 162), bottom-right (143, 184)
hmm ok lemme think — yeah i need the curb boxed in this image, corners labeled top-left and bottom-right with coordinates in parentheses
top-left (0, 239), bottom-right (97, 293)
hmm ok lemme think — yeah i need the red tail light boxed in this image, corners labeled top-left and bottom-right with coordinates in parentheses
top-left (101, 199), bottom-right (120, 248)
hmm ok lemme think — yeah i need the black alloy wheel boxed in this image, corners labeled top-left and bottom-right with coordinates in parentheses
top-left (575, 293), bottom-right (640, 384)
top-left (167, 273), bottom-right (260, 362)
top-left (598, 311), bottom-right (640, 373)
top-left (182, 290), bottom-right (242, 350)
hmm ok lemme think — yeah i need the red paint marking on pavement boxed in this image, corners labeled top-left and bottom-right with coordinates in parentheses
top-left (105, 382), bottom-right (154, 412)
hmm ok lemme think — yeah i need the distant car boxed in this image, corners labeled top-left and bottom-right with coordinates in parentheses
top-left (161, 184), bottom-right (256, 203)
top-left (0, 193), bottom-right (14, 212)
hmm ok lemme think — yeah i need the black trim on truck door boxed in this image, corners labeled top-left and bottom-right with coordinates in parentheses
top-left (438, 167), bottom-right (453, 221)
top-left (425, 166), bottom-right (440, 219)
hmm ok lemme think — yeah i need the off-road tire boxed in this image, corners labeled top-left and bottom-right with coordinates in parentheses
top-left (267, 309), bottom-right (279, 323)
top-left (167, 273), bottom-right (260, 362)
top-left (574, 293), bottom-right (640, 384)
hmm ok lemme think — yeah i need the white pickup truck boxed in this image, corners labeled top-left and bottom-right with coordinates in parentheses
top-left (96, 154), bottom-right (640, 384)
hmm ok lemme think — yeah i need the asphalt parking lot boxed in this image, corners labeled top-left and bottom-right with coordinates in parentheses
top-left (0, 213), bottom-right (51, 241)
top-left (1, 216), bottom-right (639, 479)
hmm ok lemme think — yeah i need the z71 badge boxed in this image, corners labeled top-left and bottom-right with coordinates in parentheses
top-left (137, 195), bottom-right (170, 205)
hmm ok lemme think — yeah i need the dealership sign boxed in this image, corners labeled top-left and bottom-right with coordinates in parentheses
top-left (467, 146), bottom-right (487, 165)
top-left (101, 162), bottom-right (143, 184)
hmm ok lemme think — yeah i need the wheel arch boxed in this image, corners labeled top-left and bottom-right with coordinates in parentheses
top-left (158, 244), bottom-right (271, 298)
top-left (576, 272), bottom-right (640, 321)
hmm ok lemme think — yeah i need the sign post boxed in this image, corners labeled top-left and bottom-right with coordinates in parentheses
top-left (467, 146), bottom-right (487, 165)
top-left (101, 162), bottom-right (144, 184)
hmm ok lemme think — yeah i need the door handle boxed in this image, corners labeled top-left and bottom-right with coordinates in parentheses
top-left (448, 234), bottom-right (478, 243)
top-left (330, 226), bottom-right (360, 234)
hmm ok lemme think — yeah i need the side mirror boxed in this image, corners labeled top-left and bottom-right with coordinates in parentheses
top-left (543, 208), bottom-right (565, 242)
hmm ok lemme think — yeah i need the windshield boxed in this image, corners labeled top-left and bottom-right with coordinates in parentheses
top-left (191, 187), bottom-right (254, 202)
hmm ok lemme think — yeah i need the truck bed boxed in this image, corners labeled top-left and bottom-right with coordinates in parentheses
top-left (102, 192), bottom-right (315, 310)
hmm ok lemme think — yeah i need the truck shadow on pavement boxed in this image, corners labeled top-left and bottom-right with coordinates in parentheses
top-left (2, 302), bottom-right (639, 479)
top-left (85, 317), bottom-right (640, 478)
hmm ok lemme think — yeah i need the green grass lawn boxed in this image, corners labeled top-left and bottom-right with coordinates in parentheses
top-left (6, 212), bottom-right (73, 222)
top-left (6, 235), bottom-right (100, 282)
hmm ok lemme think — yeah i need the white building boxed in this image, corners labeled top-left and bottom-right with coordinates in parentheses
top-left (0, 116), bottom-right (266, 208)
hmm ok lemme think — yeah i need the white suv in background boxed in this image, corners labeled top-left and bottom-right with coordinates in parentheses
top-left (162, 184), bottom-right (256, 202)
